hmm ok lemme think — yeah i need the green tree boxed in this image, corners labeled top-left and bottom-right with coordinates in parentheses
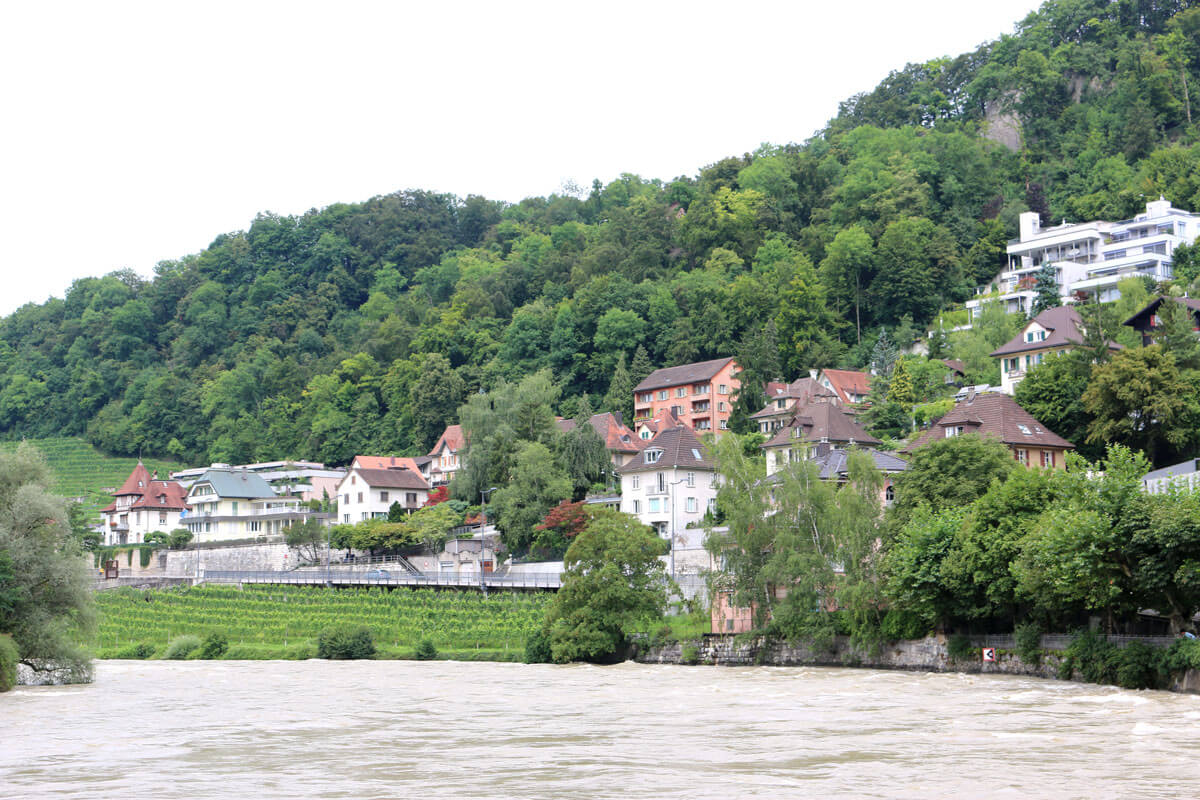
top-left (558, 398), bottom-right (611, 499)
top-left (409, 353), bottom-right (466, 451)
top-left (1083, 345), bottom-right (1200, 466)
top-left (1013, 350), bottom-right (1096, 458)
top-left (1153, 299), bottom-right (1200, 371)
top-left (1031, 261), bottom-right (1061, 314)
top-left (0, 444), bottom-right (95, 684)
top-left (602, 352), bottom-right (634, 426)
top-left (544, 510), bottom-right (668, 663)
top-left (490, 441), bottom-right (572, 557)
top-left (285, 518), bottom-right (329, 565)
top-left (819, 225), bottom-right (875, 343)
top-left (888, 435), bottom-right (1016, 529)
top-left (884, 505), bottom-right (967, 635)
top-left (887, 358), bottom-right (916, 406)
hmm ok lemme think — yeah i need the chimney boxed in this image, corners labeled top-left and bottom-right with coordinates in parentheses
top-left (1018, 211), bottom-right (1040, 241)
top-left (815, 442), bottom-right (831, 459)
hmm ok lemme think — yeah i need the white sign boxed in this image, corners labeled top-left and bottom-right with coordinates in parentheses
top-left (982, 647), bottom-right (997, 663)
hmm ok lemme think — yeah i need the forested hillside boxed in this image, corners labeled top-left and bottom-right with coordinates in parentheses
top-left (2, 0), bottom-right (1199, 466)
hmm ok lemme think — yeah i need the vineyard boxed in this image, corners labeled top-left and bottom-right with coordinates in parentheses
top-left (0, 437), bottom-right (182, 517)
top-left (91, 584), bottom-right (550, 660)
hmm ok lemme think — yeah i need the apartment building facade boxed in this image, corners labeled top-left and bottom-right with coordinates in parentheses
top-left (632, 357), bottom-right (739, 435)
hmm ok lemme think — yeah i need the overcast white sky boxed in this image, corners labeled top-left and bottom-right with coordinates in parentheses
top-left (0, 0), bottom-right (1040, 315)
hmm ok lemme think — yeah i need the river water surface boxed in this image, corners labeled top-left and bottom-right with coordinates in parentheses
top-left (5, 660), bottom-right (1200, 799)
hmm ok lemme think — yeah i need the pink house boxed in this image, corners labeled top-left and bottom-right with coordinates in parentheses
top-left (633, 357), bottom-right (740, 436)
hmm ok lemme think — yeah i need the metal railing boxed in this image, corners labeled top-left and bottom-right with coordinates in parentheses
top-left (973, 633), bottom-right (1178, 651)
top-left (201, 569), bottom-right (563, 589)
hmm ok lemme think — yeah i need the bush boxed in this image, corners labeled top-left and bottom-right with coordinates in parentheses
top-left (199, 632), bottom-right (229, 659)
top-left (113, 641), bottom-right (156, 659)
top-left (680, 644), bottom-right (699, 665)
top-left (1014, 622), bottom-right (1042, 666)
top-left (414, 638), bottom-right (438, 661)
top-left (523, 628), bottom-right (552, 664)
top-left (0, 634), bottom-right (19, 692)
top-left (1116, 642), bottom-right (1168, 690)
top-left (1166, 638), bottom-right (1200, 672)
top-left (880, 609), bottom-right (929, 641)
top-left (946, 634), bottom-right (974, 662)
top-left (1059, 631), bottom-right (1118, 683)
top-left (162, 635), bottom-right (202, 660)
top-left (1058, 631), bottom-right (1169, 689)
top-left (317, 626), bottom-right (376, 660)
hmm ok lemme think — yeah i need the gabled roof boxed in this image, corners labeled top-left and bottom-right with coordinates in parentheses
top-left (350, 467), bottom-right (430, 490)
top-left (819, 369), bottom-right (871, 403)
top-left (560, 412), bottom-right (641, 453)
top-left (620, 425), bottom-right (713, 473)
top-left (903, 392), bottom-right (1073, 452)
top-left (764, 448), bottom-right (907, 483)
top-left (990, 306), bottom-right (1120, 357)
top-left (428, 424), bottom-right (465, 456)
top-left (187, 468), bottom-right (278, 499)
top-left (637, 407), bottom-right (683, 436)
top-left (942, 359), bottom-right (967, 376)
top-left (633, 357), bottom-right (736, 392)
top-left (1123, 295), bottom-right (1200, 328)
top-left (762, 403), bottom-right (881, 449)
top-left (353, 455), bottom-right (428, 474)
top-left (102, 463), bottom-right (190, 512)
top-left (751, 378), bottom-right (838, 418)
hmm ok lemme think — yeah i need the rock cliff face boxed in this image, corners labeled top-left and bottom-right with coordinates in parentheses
top-left (982, 96), bottom-right (1021, 152)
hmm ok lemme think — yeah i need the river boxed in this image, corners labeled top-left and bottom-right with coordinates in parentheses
top-left (4, 660), bottom-right (1200, 799)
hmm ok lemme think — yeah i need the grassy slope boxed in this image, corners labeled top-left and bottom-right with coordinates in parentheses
top-left (0, 437), bottom-right (183, 517)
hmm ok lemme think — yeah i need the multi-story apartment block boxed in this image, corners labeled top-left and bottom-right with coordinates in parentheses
top-left (181, 467), bottom-right (329, 542)
top-left (171, 460), bottom-right (346, 504)
top-left (633, 357), bottom-right (739, 435)
top-left (100, 463), bottom-right (190, 546)
top-left (967, 198), bottom-right (1200, 318)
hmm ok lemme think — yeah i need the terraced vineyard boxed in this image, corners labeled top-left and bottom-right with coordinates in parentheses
top-left (0, 437), bottom-right (183, 516)
top-left (93, 585), bottom-right (549, 658)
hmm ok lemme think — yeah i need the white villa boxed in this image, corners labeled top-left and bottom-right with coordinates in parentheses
top-left (181, 466), bottom-right (329, 542)
top-left (968, 198), bottom-right (1200, 318)
top-left (99, 462), bottom-right (190, 546)
top-left (335, 465), bottom-right (431, 523)
top-left (617, 425), bottom-right (717, 548)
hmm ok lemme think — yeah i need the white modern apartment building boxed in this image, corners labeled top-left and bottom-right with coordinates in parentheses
top-left (181, 467), bottom-right (330, 542)
top-left (171, 460), bottom-right (346, 504)
top-left (967, 198), bottom-right (1200, 318)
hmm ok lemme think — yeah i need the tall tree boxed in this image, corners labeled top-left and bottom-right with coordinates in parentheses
top-left (602, 352), bottom-right (634, 426)
top-left (1031, 261), bottom-right (1061, 314)
top-left (819, 225), bottom-right (875, 343)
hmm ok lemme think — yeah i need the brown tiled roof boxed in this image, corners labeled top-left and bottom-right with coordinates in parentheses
top-left (633, 357), bottom-right (736, 392)
top-left (352, 468), bottom-right (431, 490)
top-left (990, 306), bottom-right (1120, 357)
top-left (353, 455), bottom-right (426, 474)
top-left (821, 369), bottom-right (871, 403)
top-left (559, 412), bottom-right (642, 453)
top-left (102, 464), bottom-right (189, 512)
top-left (942, 359), bottom-right (966, 375)
top-left (428, 424), bottom-right (465, 456)
top-left (1122, 295), bottom-right (1200, 327)
top-left (620, 425), bottom-right (713, 473)
top-left (903, 392), bottom-right (1073, 452)
top-left (762, 403), bottom-right (880, 449)
top-left (638, 407), bottom-right (682, 436)
top-left (751, 378), bottom-right (838, 418)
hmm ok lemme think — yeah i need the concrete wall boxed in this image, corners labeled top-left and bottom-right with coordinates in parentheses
top-left (165, 543), bottom-right (292, 575)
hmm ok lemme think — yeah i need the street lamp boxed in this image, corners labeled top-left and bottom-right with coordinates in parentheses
top-left (480, 487), bottom-right (498, 596)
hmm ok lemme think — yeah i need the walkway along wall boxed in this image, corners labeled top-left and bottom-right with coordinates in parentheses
top-left (633, 634), bottom-right (1200, 694)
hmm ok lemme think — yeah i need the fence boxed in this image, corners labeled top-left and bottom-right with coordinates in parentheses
top-left (201, 569), bottom-right (563, 590)
top-left (92, 576), bottom-right (194, 591)
top-left (973, 633), bottom-right (1179, 651)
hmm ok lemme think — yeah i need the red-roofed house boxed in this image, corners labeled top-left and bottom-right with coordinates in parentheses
top-left (428, 424), bottom-right (466, 487)
top-left (812, 369), bottom-right (871, 405)
top-left (635, 406), bottom-right (684, 443)
top-left (100, 462), bottom-right (190, 546)
top-left (351, 455), bottom-right (433, 484)
top-left (903, 390), bottom-right (1073, 468)
top-left (633, 357), bottom-right (739, 435)
top-left (558, 412), bottom-right (642, 466)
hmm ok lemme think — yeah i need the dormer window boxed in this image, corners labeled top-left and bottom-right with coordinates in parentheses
top-left (945, 425), bottom-right (965, 437)
top-left (645, 449), bottom-right (663, 464)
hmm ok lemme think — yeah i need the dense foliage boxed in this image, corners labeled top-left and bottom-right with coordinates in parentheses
top-left (3, 1), bottom-right (1199, 470)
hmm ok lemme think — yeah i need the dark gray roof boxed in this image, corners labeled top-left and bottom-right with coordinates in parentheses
top-left (633, 357), bottom-right (735, 392)
top-left (764, 448), bottom-right (907, 483)
top-left (761, 403), bottom-right (880, 448)
top-left (619, 425), bottom-right (713, 473)
top-left (1143, 459), bottom-right (1200, 482)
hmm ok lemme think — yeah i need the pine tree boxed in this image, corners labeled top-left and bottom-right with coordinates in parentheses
top-left (927, 325), bottom-right (949, 360)
top-left (630, 345), bottom-right (655, 388)
top-left (1031, 262), bottom-right (1060, 314)
top-left (888, 358), bottom-right (916, 406)
top-left (603, 352), bottom-right (634, 425)
top-left (1154, 299), bottom-right (1200, 371)
top-left (869, 328), bottom-right (897, 380)
top-left (761, 319), bottom-right (782, 382)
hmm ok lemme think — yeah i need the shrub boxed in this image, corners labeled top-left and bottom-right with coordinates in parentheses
top-left (0, 634), bottom-right (19, 692)
top-left (113, 641), bottom-right (156, 659)
top-left (680, 644), bottom-right (699, 666)
top-left (199, 632), bottom-right (229, 660)
top-left (283, 642), bottom-right (316, 660)
top-left (1116, 642), bottom-right (1168, 690)
top-left (1059, 631), bottom-right (1118, 683)
top-left (1056, 631), bottom-right (1169, 689)
top-left (946, 634), bottom-right (974, 662)
top-left (317, 626), bottom-right (376, 660)
top-left (414, 638), bottom-right (438, 660)
top-left (1014, 622), bottom-right (1042, 666)
top-left (880, 609), bottom-right (929, 641)
top-left (523, 629), bottom-right (552, 664)
top-left (162, 635), bottom-right (202, 660)
top-left (1166, 638), bottom-right (1200, 672)
top-left (139, 547), bottom-right (153, 568)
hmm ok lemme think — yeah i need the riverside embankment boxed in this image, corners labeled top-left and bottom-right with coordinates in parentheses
top-left (634, 634), bottom-right (1200, 694)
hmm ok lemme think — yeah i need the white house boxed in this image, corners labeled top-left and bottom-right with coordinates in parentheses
top-left (99, 462), bottom-right (190, 546)
top-left (618, 425), bottom-right (717, 549)
top-left (336, 466), bottom-right (431, 523)
top-left (428, 425), bottom-right (465, 487)
top-left (181, 466), bottom-right (328, 542)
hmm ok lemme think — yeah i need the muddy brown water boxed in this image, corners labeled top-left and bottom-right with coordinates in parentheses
top-left (4, 660), bottom-right (1200, 798)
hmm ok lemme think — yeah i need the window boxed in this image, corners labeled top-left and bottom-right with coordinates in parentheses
top-left (159, 512), bottom-right (167, 524)
top-left (407, 492), bottom-right (417, 505)
top-left (344, 493), bottom-right (350, 504)
top-left (361, 512), bottom-right (369, 521)
top-left (676, 387), bottom-right (687, 398)
top-left (686, 472), bottom-right (695, 488)
top-left (638, 392), bottom-right (654, 403)
top-left (658, 390), bottom-right (668, 401)
top-left (357, 492), bottom-right (363, 503)
top-left (1042, 451), bottom-right (1054, 468)
top-left (351, 475), bottom-right (356, 485)
top-left (945, 425), bottom-right (964, 438)
top-left (692, 384), bottom-right (709, 395)
top-left (632, 500), bottom-right (640, 514)
top-left (343, 514), bottom-right (350, 523)
top-left (649, 498), bottom-right (661, 513)
top-left (776, 399), bottom-right (786, 409)
top-left (657, 472), bottom-right (666, 493)
top-left (719, 420), bottom-right (728, 430)
top-left (249, 520), bottom-right (261, 532)
top-left (718, 384), bottom-right (728, 394)
top-left (632, 475), bottom-right (640, 490)
top-left (707, 499), bottom-right (717, 514)
top-left (884, 485), bottom-right (895, 506)
top-left (645, 449), bottom-right (662, 464)
top-left (686, 497), bottom-right (698, 513)
top-left (231, 501), bottom-right (239, 514)
top-left (380, 491), bottom-right (389, 502)
top-left (640, 430), bottom-right (651, 440)
top-left (671, 405), bottom-right (684, 415)
top-left (695, 420), bottom-right (711, 430)
top-left (1015, 449), bottom-right (1028, 465)
top-left (718, 402), bottom-right (725, 412)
